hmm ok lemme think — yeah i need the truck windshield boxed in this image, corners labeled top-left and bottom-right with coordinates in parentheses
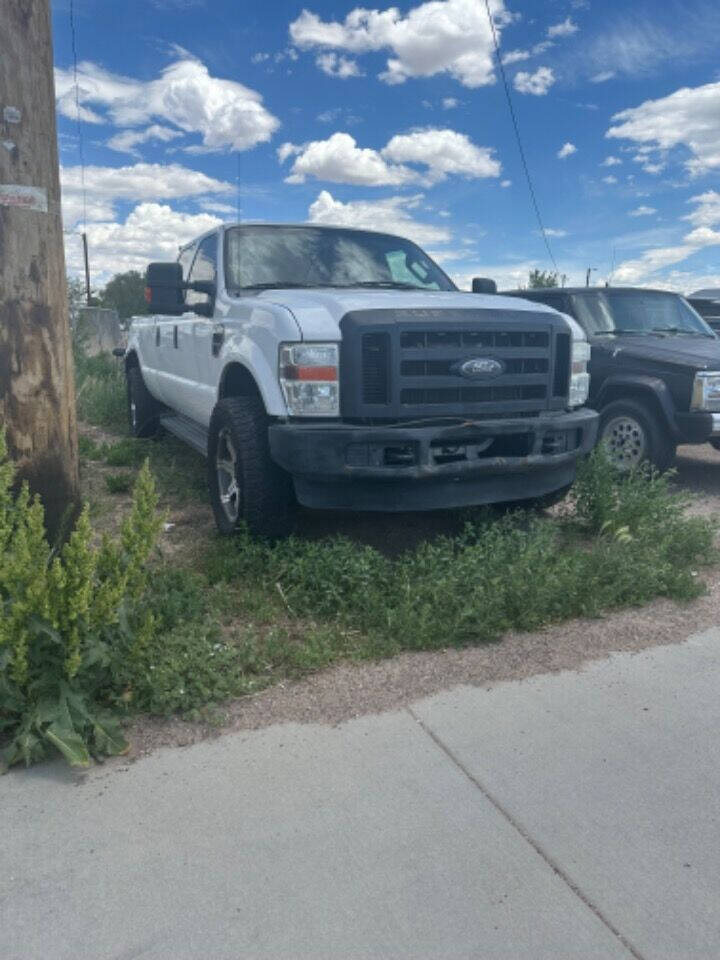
top-left (571, 290), bottom-right (715, 338)
top-left (224, 225), bottom-right (456, 292)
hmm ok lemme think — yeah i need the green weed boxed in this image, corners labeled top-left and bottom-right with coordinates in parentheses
top-left (105, 473), bottom-right (133, 494)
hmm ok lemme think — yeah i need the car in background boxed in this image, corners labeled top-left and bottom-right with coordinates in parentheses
top-left (688, 290), bottom-right (720, 335)
top-left (499, 285), bottom-right (720, 469)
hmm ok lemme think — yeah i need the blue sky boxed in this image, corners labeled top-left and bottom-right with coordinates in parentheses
top-left (53, 0), bottom-right (720, 292)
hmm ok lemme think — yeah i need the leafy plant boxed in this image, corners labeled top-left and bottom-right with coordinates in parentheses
top-left (0, 432), bottom-right (162, 768)
top-left (73, 338), bottom-right (127, 432)
top-left (105, 473), bottom-right (133, 494)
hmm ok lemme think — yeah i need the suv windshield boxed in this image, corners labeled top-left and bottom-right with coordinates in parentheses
top-left (571, 290), bottom-right (714, 338)
top-left (224, 225), bottom-right (456, 292)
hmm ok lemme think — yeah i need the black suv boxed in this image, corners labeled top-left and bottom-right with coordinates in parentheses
top-left (688, 291), bottom-right (720, 335)
top-left (501, 286), bottom-right (720, 470)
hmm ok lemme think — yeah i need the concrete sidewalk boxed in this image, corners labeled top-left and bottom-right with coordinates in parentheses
top-left (4, 628), bottom-right (720, 960)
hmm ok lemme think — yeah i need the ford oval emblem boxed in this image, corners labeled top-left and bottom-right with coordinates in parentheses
top-left (459, 357), bottom-right (505, 379)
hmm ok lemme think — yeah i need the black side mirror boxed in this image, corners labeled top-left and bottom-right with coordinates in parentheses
top-left (145, 262), bottom-right (184, 315)
top-left (188, 279), bottom-right (216, 298)
top-left (187, 279), bottom-right (216, 317)
top-left (472, 277), bottom-right (497, 294)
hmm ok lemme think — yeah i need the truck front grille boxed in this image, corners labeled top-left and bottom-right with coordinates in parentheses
top-left (339, 308), bottom-right (571, 420)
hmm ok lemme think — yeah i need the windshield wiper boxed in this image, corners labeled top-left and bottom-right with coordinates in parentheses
top-left (651, 327), bottom-right (712, 338)
top-left (593, 329), bottom-right (647, 337)
top-left (238, 282), bottom-right (314, 291)
top-left (333, 280), bottom-right (426, 290)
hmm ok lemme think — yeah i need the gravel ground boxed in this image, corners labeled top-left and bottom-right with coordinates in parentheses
top-left (122, 443), bottom-right (720, 760)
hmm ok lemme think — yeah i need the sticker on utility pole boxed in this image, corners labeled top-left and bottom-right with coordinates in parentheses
top-left (0, 185), bottom-right (48, 212)
top-left (3, 106), bottom-right (21, 123)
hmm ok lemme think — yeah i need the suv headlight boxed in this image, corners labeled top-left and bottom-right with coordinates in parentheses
top-left (569, 339), bottom-right (591, 408)
top-left (279, 343), bottom-right (339, 417)
top-left (691, 371), bottom-right (720, 411)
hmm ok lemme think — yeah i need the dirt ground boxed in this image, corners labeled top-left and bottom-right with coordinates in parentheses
top-left (98, 441), bottom-right (720, 760)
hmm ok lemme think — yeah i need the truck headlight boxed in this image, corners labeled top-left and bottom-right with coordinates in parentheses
top-left (569, 340), bottom-right (591, 408)
top-left (279, 343), bottom-right (339, 417)
top-left (691, 371), bottom-right (720, 411)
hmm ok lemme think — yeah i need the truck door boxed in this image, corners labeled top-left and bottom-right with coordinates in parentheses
top-left (188, 233), bottom-right (225, 426)
top-left (153, 242), bottom-right (198, 413)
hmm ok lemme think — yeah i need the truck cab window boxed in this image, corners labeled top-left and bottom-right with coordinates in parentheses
top-left (186, 234), bottom-right (217, 306)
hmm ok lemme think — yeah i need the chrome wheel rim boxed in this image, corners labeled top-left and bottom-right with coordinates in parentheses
top-left (601, 415), bottom-right (647, 470)
top-left (216, 428), bottom-right (240, 524)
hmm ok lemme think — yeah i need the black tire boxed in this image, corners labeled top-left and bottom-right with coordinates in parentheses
top-left (207, 396), bottom-right (295, 539)
top-left (710, 438), bottom-right (720, 452)
top-left (598, 397), bottom-right (675, 472)
top-left (127, 366), bottom-right (160, 438)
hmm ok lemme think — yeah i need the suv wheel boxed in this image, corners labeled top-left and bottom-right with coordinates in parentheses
top-left (127, 366), bottom-right (160, 438)
top-left (207, 396), bottom-right (295, 539)
top-left (598, 398), bottom-right (675, 472)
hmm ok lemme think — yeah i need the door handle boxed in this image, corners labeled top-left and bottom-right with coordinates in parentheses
top-left (211, 323), bottom-right (225, 357)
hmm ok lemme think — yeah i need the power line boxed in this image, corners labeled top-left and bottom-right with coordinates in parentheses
top-left (483, 0), bottom-right (558, 273)
top-left (69, 0), bottom-right (91, 303)
top-left (68, 0), bottom-right (87, 230)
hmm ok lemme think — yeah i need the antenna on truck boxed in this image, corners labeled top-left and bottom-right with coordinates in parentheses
top-left (236, 152), bottom-right (242, 222)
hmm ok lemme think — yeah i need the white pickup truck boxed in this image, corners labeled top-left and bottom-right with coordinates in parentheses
top-left (123, 223), bottom-right (598, 537)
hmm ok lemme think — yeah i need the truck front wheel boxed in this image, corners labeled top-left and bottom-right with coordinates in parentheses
top-left (207, 396), bottom-right (295, 539)
top-left (598, 398), bottom-right (675, 472)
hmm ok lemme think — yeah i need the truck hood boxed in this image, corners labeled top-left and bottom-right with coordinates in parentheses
top-left (592, 334), bottom-right (720, 371)
top-left (257, 287), bottom-right (562, 341)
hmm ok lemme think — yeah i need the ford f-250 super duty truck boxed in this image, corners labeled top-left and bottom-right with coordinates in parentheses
top-left (123, 224), bottom-right (598, 537)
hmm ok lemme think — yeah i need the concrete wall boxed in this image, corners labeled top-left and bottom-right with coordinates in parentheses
top-left (74, 306), bottom-right (123, 356)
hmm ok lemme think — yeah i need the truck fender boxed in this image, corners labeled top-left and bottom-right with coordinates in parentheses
top-left (594, 375), bottom-right (679, 439)
top-left (218, 352), bottom-right (286, 417)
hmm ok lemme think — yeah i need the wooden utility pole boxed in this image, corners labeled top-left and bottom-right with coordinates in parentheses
top-left (0, 0), bottom-right (80, 539)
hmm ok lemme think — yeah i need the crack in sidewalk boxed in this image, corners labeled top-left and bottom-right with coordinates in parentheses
top-left (406, 705), bottom-right (647, 960)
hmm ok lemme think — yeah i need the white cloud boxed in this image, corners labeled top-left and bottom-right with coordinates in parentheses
top-left (307, 190), bottom-right (452, 249)
top-left (500, 179), bottom-right (512, 187)
top-left (557, 142), bottom-right (577, 159)
top-left (513, 66), bottom-right (555, 96)
top-left (629, 206), bottom-right (657, 217)
top-left (602, 175), bottom-right (618, 184)
top-left (548, 17), bottom-right (578, 38)
top-left (315, 53), bottom-right (362, 78)
top-left (544, 228), bottom-right (568, 237)
top-left (613, 192), bottom-right (720, 284)
top-left (198, 200), bottom-right (237, 215)
top-left (590, 70), bottom-right (615, 83)
top-left (382, 128), bottom-right (501, 182)
top-left (54, 57), bottom-right (279, 154)
top-left (64, 202), bottom-right (222, 281)
top-left (106, 124), bottom-right (182, 156)
top-left (501, 49), bottom-right (530, 65)
top-left (581, 12), bottom-right (720, 84)
top-left (601, 155), bottom-right (622, 166)
top-left (289, 0), bottom-right (511, 88)
top-left (278, 132), bottom-right (414, 186)
top-left (60, 162), bottom-right (232, 229)
top-left (442, 97), bottom-right (459, 109)
top-left (607, 81), bottom-right (720, 175)
top-left (278, 128), bottom-right (500, 186)
top-left (684, 190), bottom-right (720, 228)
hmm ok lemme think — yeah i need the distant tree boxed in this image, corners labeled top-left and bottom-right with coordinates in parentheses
top-left (98, 270), bottom-right (147, 320)
top-left (67, 275), bottom-right (86, 328)
top-left (528, 269), bottom-right (559, 289)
